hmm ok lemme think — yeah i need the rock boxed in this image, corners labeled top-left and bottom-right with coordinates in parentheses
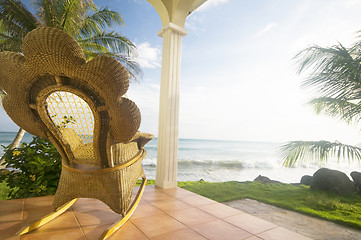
top-left (300, 175), bottom-right (312, 186)
top-left (310, 168), bottom-right (356, 195)
top-left (254, 175), bottom-right (282, 184)
top-left (350, 171), bottom-right (361, 193)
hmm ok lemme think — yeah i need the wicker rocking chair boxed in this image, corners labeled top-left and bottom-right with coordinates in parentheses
top-left (0, 27), bottom-right (153, 239)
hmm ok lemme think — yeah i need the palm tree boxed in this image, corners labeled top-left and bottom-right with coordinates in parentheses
top-left (281, 41), bottom-right (361, 167)
top-left (0, 0), bottom-right (142, 168)
top-left (0, 87), bottom-right (27, 168)
top-left (0, 0), bottom-right (142, 80)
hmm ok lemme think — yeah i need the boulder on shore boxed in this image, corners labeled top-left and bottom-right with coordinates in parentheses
top-left (300, 175), bottom-right (312, 186)
top-left (350, 171), bottom-right (361, 193)
top-left (310, 168), bottom-right (356, 195)
top-left (254, 175), bottom-right (282, 184)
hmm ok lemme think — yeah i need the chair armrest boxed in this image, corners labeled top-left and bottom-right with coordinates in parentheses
top-left (131, 132), bottom-right (154, 150)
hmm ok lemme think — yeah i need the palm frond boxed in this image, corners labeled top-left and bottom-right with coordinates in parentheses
top-left (0, 33), bottom-right (22, 51)
top-left (77, 31), bottom-right (135, 54)
top-left (79, 41), bottom-right (109, 54)
top-left (77, 31), bottom-right (141, 81)
top-left (0, 0), bottom-right (38, 38)
top-left (33, 0), bottom-right (61, 27)
top-left (60, 0), bottom-right (96, 35)
top-left (78, 7), bottom-right (123, 38)
top-left (1, 0), bottom-right (142, 82)
top-left (112, 54), bottom-right (142, 82)
top-left (280, 140), bottom-right (361, 167)
top-left (295, 44), bottom-right (361, 100)
top-left (310, 97), bottom-right (361, 124)
top-left (0, 12), bottom-right (27, 52)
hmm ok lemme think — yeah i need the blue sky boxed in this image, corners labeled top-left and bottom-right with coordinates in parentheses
top-left (2, 0), bottom-right (361, 144)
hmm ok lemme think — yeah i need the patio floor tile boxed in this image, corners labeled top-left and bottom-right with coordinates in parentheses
top-left (0, 210), bottom-right (23, 222)
top-left (150, 228), bottom-right (208, 240)
top-left (0, 221), bottom-right (21, 240)
top-left (82, 221), bottom-right (148, 240)
top-left (0, 199), bottom-right (23, 212)
top-left (245, 236), bottom-right (263, 240)
top-left (22, 205), bottom-right (54, 226)
top-left (179, 195), bottom-right (217, 207)
top-left (71, 198), bottom-right (110, 212)
top-left (151, 198), bottom-right (193, 212)
top-left (167, 207), bottom-right (217, 226)
top-left (131, 213), bottom-right (187, 237)
top-left (20, 228), bottom-right (84, 240)
top-left (140, 190), bottom-right (173, 202)
top-left (73, 209), bottom-right (121, 227)
top-left (130, 202), bottom-right (165, 219)
top-left (157, 187), bottom-right (196, 198)
top-left (0, 186), bottom-right (312, 240)
top-left (191, 219), bottom-right (253, 240)
top-left (20, 211), bottom-right (84, 240)
top-left (223, 213), bottom-right (278, 234)
top-left (24, 195), bottom-right (54, 209)
top-left (198, 202), bottom-right (244, 218)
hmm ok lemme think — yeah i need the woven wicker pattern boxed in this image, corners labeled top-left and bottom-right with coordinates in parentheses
top-left (46, 91), bottom-right (96, 165)
top-left (54, 159), bottom-right (146, 215)
top-left (0, 27), bottom-right (154, 216)
top-left (47, 91), bottom-right (94, 140)
top-left (0, 52), bottom-right (47, 139)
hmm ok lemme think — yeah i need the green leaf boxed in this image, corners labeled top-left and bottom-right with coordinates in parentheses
top-left (280, 140), bottom-right (361, 167)
top-left (1, 136), bottom-right (61, 199)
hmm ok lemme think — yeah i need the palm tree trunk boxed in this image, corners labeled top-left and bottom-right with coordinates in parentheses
top-left (0, 128), bottom-right (26, 169)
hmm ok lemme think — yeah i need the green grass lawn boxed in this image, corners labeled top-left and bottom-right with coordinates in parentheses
top-left (179, 180), bottom-right (361, 230)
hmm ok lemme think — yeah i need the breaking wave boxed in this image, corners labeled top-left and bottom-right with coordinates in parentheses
top-left (142, 158), bottom-right (278, 169)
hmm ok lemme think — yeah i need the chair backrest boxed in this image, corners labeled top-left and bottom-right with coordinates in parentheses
top-left (42, 89), bottom-right (97, 166)
top-left (30, 73), bottom-right (112, 169)
top-left (0, 27), bottom-right (143, 170)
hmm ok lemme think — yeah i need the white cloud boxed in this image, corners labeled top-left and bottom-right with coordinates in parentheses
top-left (256, 22), bottom-right (278, 37)
top-left (197, 0), bottom-right (229, 12)
top-left (186, 0), bottom-right (229, 33)
top-left (127, 82), bottom-right (160, 135)
top-left (136, 42), bottom-right (161, 69)
top-left (344, 0), bottom-right (361, 8)
top-left (185, 14), bottom-right (203, 33)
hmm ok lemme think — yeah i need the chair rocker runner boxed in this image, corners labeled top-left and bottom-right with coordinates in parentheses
top-left (0, 27), bottom-right (153, 239)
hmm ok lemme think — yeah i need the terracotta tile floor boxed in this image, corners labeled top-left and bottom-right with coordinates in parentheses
top-left (0, 185), bottom-right (312, 240)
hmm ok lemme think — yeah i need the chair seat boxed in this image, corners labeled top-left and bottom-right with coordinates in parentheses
top-left (54, 150), bottom-right (147, 215)
top-left (73, 143), bottom-right (96, 164)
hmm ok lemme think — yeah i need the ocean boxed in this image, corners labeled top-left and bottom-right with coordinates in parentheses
top-left (1, 131), bottom-right (360, 183)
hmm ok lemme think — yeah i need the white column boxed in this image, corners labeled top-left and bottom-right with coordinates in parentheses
top-left (155, 23), bottom-right (187, 188)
